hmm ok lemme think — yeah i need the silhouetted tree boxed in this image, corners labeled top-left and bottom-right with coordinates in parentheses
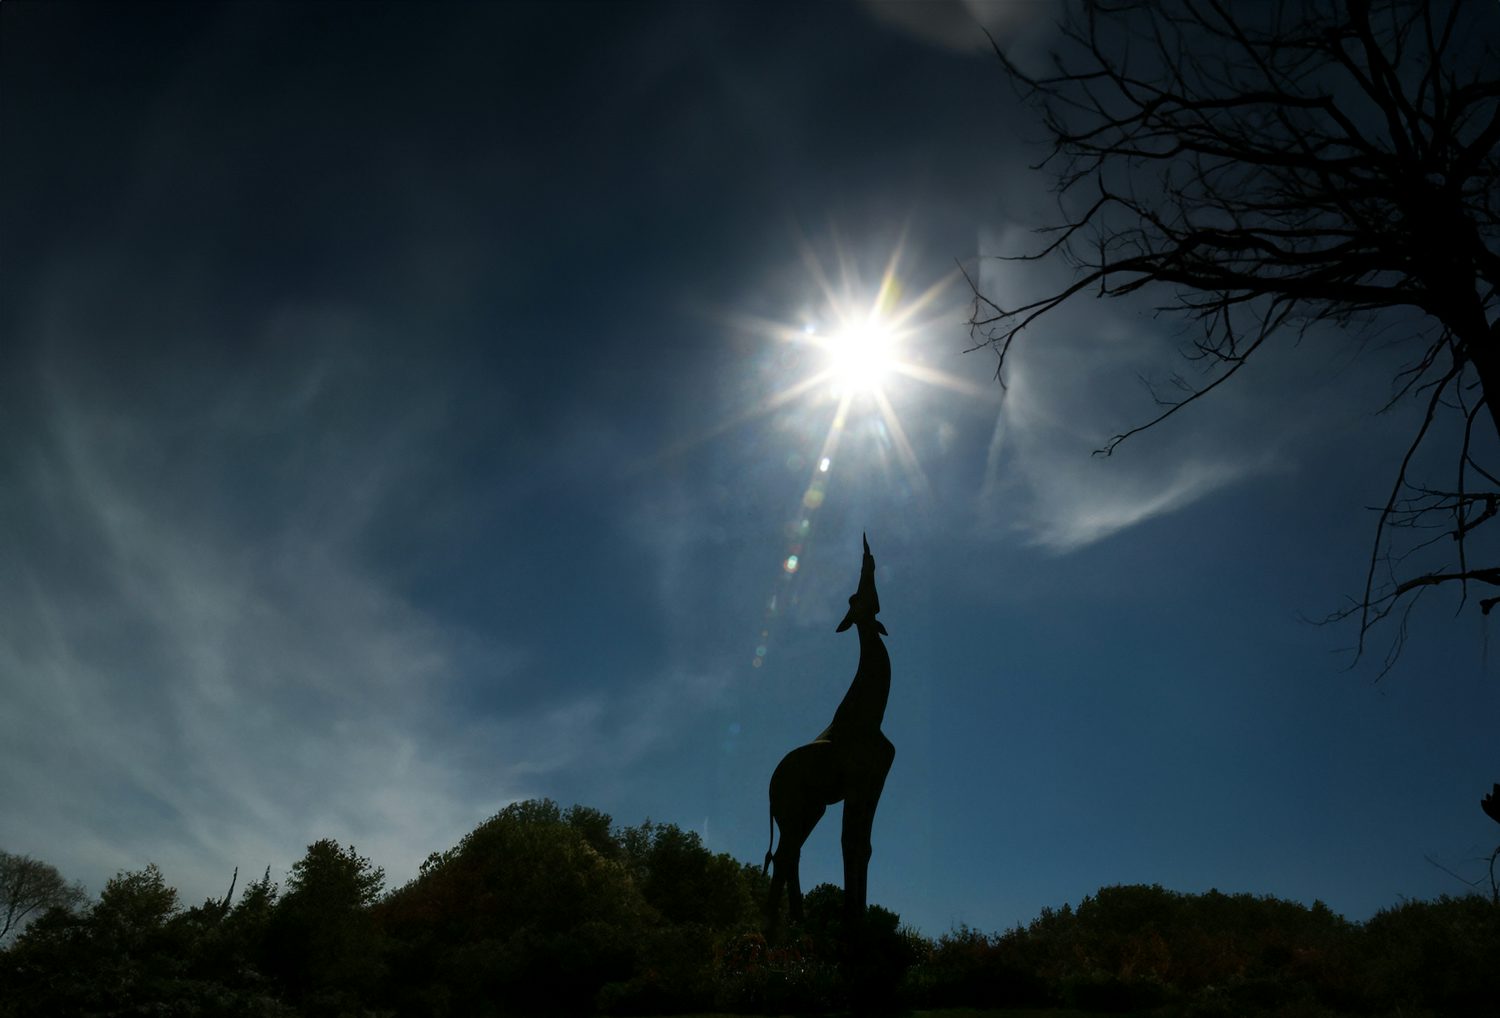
top-left (43, 864), bottom-right (189, 1016)
top-left (0, 852), bottom-right (85, 943)
top-left (0, 860), bottom-right (292, 1017)
top-left (231, 864), bottom-right (279, 933)
top-left (380, 800), bottom-right (647, 1015)
top-left (974, 0), bottom-right (1499, 668)
top-left (266, 839), bottom-right (385, 1009)
top-left (92, 862), bottom-right (180, 943)
top-left (598, 820), bottom-right (765, 1014)
top-left (0, 905), bottom-right (94, 1018)
top-left (795, 883), bottom-right (925, 1011)
top-left (5, 857), bottom-right (1488, 1017)
top-left (566, 803), bottom-right (622, 861)
top-left (620, 820), bottom-right (757, 929)
top-left (173, 865), bottom-right (284, 1004)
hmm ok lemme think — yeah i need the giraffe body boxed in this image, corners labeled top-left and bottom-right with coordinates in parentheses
top-left (764, 535), bottom-right (896, 932)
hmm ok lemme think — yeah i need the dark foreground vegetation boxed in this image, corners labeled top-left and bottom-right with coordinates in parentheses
top-left (2, 800), bottom-right (1496, 1017)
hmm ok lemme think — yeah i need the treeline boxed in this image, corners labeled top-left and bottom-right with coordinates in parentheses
top-left (914, 884), bottom-right (1498, 1016)
top-left (2, 800), bottom-right (1496, 1017)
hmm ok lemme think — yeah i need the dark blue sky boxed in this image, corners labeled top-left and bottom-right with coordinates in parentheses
top-left (3, 1), bottom-right (1496, 937)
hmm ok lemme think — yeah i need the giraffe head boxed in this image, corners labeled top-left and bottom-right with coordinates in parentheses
top-left (836, 533), bottom-right (887, 635)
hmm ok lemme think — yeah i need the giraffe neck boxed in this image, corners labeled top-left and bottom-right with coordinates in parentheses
top-left (826, 621), bottom-right (890, 737)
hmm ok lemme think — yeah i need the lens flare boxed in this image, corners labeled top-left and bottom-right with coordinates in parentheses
top-left (680, 231), bottom-right (998, 671)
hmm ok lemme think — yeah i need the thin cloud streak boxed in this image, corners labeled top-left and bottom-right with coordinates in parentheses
top-left (859, 0), bottom-right (1059, 55)
top-left (1, 324), bottom-right (726, 906)
top-left (3, 370), bottom-right (485, 901)
top-left (972, 225), bottom-right (1311, 552)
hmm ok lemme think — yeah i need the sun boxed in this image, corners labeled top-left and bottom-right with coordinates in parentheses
top-left (825, 315), bottom-right (896, 394)
top-left (739, 234), bottom-right (992, 508)
top-left (673, 232), bottom-right (998, 670)
top-left (651, 232), bottom-right (992, 497)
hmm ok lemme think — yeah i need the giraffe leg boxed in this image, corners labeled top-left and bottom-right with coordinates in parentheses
top-left (841, 799), bottom-right (874, 924)
top-left (770, 831), bottom-right (811, 928)
top-left (841, 736), bottom-right (895, 929)
top-left (766, 803), bottom-right (824, 935)
top-left (766, 859), bottom-right (787, 934)
top-left (786, 847), bottom-right (805, 925)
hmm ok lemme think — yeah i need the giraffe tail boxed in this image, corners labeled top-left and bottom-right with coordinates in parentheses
top-left (763, 800), bottom-right (775, 876)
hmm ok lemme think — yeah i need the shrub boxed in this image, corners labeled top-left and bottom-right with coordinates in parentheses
top-left (904, 924), bottom-right (1051, 1009)
top-left (713, 930), bottom-right (842, 1014)
top-left (1356, 894), bottom-right (1500, 1015)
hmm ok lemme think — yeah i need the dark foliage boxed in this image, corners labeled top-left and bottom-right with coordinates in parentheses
top-left (379, 800), bottom-right (651, 1016)
top-left (4, 826), bottom-right (1496, 1016)
top-left (1357, 894), bottom-right (1500, 1015)
top-left (266, 841), bottom-right (385, 1013)
top-left (374, 801), bottom-right (774, 1016)
top-left (905, 883), bottom-right (1500, 1017)
top-left (709, 882), bottom-right (924, 1014)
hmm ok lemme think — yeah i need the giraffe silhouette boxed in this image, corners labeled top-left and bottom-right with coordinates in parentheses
top-left (763, 533), bottom-right (895, 933)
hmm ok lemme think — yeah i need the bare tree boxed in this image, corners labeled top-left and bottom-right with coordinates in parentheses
top-left (1485, 784), bottom-right (1500, 904)
top-left (0, 850), bottom-right (87, 943)
top-left (971, 0), bottom-right (1500, 669)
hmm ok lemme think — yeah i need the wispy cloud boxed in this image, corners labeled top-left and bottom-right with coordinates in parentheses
top-left (2, 332), bottom-right (494, 901)
top-left (971, 226), bottom-right (1309, 552)
top-left (0, 299), bottom-right (727, 905)
top-left (858, 0), bottom-right (1059, 55)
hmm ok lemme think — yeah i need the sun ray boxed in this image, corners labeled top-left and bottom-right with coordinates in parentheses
top-left (889, 361), bottom-right (995, 399)
top-left (871, 385), bottom-right (929, 496)
top-left (685, 233), bottom-right (998, 667)
top-left (629, 369), bottom-right (833, 472)
top-left (799, 233), bottom-right (846, 321)
top-left (872, 233), bottom-right (906, 320)
top-left (815, 390), bottom-right (854, 476)
top-left (882, 268), bottom-right (961, 332)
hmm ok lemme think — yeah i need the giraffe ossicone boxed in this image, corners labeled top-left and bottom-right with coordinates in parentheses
top-left (763, 533), bottom-right (895, 935)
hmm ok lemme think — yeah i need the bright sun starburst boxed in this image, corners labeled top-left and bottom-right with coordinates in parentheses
top-left (691, 232), bottom-right (996, 670)
top-left (823, 315), bottom-right (895, 394)
top-left (779, 235), bottom-right (990, 493)
top-left (643, 229), bottom-right (996, 675)
top-left (669, 232), bottom-right (992, 496)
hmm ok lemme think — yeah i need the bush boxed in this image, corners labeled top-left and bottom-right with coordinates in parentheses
top-left (8, 818), bottom-right (1496, 1017)
top-left (904, 924), bottom-right (1049, 1009)
top-left (1355, 894), bottom-right (1500, 1015)
top-left (900, 884), bottom-right (1499, 1017)
top-left (1062, 969), bottom-right (1171, 1012)
top-left (712, 930), bottom-right (843, 1013)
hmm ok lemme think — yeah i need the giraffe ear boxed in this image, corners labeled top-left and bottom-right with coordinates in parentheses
top-left (876, 621), bottom-right (888, 636)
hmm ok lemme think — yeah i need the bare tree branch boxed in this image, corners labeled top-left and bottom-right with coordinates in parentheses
top-left (975, 0), bottom-right (1500, 668)
top-left (1, 851), bottom-right (87, 943)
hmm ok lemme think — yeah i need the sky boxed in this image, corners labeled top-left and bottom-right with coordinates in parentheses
top-left (2, 1), bottom-right (1497, 939)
